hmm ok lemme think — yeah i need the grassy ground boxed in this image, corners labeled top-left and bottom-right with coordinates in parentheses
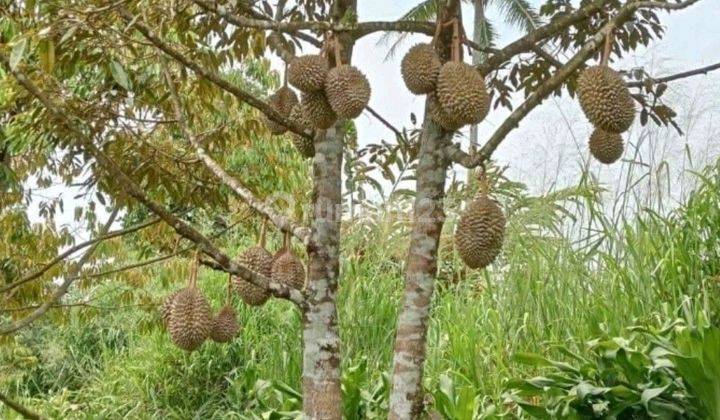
top-left (2, 159), bottom-right (719, 418)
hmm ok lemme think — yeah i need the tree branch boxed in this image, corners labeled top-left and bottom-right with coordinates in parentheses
top-left (626, 61), bottom-right (720, 87)
top-left (1, 216), bottom-right (160, 294)
top-left (635, 0), bottom-right (702, 10)
top-left (191, 0), bottom-right (435, 40)
top-left (0, 54), bottom-right (304, 306)
top-left (0, 209), bottom-right (119, 336)
top-left (162, 65), bottom-right (312, 245)
top-left (67, 217), bottom-right (244, 281)
top-left (0, 392), bottom-right (45, 420)
top-left (477, 0), bottom-right (606, 75)
top-left (364, 105), bottom-right (404, 139)
top-left (117, 8), bottom-right (313, 141)
top-left (191, 0), bottom-right (322, 59)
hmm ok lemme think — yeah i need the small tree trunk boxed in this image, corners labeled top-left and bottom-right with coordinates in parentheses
top-left (389, 114), bottom-right (451, 418)
top-left (468, 0), bottom-right (486, 185)
top-left (302, 128), bottom-right (344, 419)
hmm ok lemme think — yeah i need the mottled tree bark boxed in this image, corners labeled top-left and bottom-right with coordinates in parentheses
top-left (389, 115), bottom-right (452, 419)
top-left (302, 127), bottom-right (344, 419)
top-left (300, 2), bottom-right (355, 418)
top-left (468, 0), bottom-right (486, 170)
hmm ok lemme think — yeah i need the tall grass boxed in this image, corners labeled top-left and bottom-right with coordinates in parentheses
top-left (2, 156), bottom-right (719, 418)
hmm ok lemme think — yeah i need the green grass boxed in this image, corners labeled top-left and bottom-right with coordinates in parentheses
top-left (2, 160), bottom-right (719, 418)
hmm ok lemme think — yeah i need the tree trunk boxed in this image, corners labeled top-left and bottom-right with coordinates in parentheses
top-left (302, 128), bottom-right (344, 419)
top-left (301, 2), bottom-right (356, 417)
top-left (389, 114), bottom-right (451, 418)
top-left (468, 0), bottom-right (486, 173)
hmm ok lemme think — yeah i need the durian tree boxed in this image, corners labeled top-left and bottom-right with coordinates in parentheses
top-left (1, 0), bottom-right (718, 418)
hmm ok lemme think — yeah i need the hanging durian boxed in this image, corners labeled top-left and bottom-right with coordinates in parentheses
top-left (302, 90), bottom-right (337, 130)
top-left (455, 169), bottom-right (506, 270)
top-left (325, 64), bottom-right (371, 119)
top-left (264, 85), bottom-right (299, 135)
top-left (287, 54), bottom-right (329, 93)
top-left (210, 276), bottom-right (241, 343)
top-left (168, 254), bottom-right (212, 351)
top-left (401, 43), bottom-right (441, 95)
top-left (234, 220), bottom-right (273, 306)
top-left (287, 103), bottom-right (315, 158)
top-left (577, 30), bottom-right (635, 134)
top-left (588, 128), bottom-right (624, 164)
top-left (271, 232), bottom-right (305, 290)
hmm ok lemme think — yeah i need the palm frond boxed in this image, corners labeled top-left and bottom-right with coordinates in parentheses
top-left (376, 0), bottom-right (440, 61)
top-left (487, 0), bottom-right (542, 32)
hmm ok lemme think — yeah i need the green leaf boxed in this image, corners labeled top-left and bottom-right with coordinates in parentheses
top-left (512, 352), bottom-right (552, 367)
top-left (9, 38), bottom-right (28, 70)
top-left (38, 39), bottom-right (55, 73)
top-left (641, 385), bottom-right (668, 408)
top-left (109, 61), bottom-right (132, 90)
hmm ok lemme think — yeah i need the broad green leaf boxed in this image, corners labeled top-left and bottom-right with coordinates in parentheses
top-left (109, 61), bottom-right (132, 90)
top-left (9, 38), bottom-right (27, 70)
top-left (38, 39), bottom-right (55, 73)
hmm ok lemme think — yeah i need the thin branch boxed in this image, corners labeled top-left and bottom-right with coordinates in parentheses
top-left (626, 61), bottom-right (720, 87)
top-left (635, 0), bottom-right (702, 10)
top-left (532, 45), bottom-right (564, 68)
top-left (1, 216), bottom-right (160, 294)
top-left (161, 64), bottom-right (311, 244)
top-left (0, 54), bottom-right (304, 306)
top-left (0, 209), bottom-right (119, 336)
top-left (190, 0), bottom-right (436, 40)
top-left (0, 392), bottom-right (45, 420)
top-left (118, 8), bottom-right (313, 141)
top-left (364, 105), bottom-right (404, 139)
top-left (69, 208), bottom-right (246, 281)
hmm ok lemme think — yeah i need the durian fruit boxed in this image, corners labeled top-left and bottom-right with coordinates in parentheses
top-left (577, 66), bottom-right (635, 134)
top-left (401, 43), bottom-right (441, 95)
top-left (436, 61), bottom-right (490, 126)
top-left (287, 104), bottom-right (315, 158)
top-left (234, 246), bottom-right (272, 306)
top-left (271, 233), bottom-right (305, 290)
top-left (168, 286), bottom-right (212, 351)
top-left (301, 91), bottom-right (337, 130)
top-left (160, 289), bottom-right (181, 325)
top-left (428, 92), bottom-right (464, 131)
top-left (455, 183), bottom-right (506, 270)
top-left (272, 249), bottom-right (305, 290)
top-left (209, 305), bottom-right (240, 343)
top-left (264, 86), bottom-right (299, 135)
top-left (234, 221), bottom-right (273, 306)
top-left (324, 65), bottom-right (371, 119)
top-left (589, 128), bottom-right (624, 164)
top-left (287, 55), bottom-right (329, 93)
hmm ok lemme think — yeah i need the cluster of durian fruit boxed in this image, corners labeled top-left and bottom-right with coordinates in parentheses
top-left (160, 227), bottom-right (305, 351)
top-left (400, 36), bottom-right (505, 270)
top-left (576, 37), bottom-right (636, 164)
top-left (263, 44), bottom-right (371, 158)
top-left (401, 42), bottom-right (490, 131)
